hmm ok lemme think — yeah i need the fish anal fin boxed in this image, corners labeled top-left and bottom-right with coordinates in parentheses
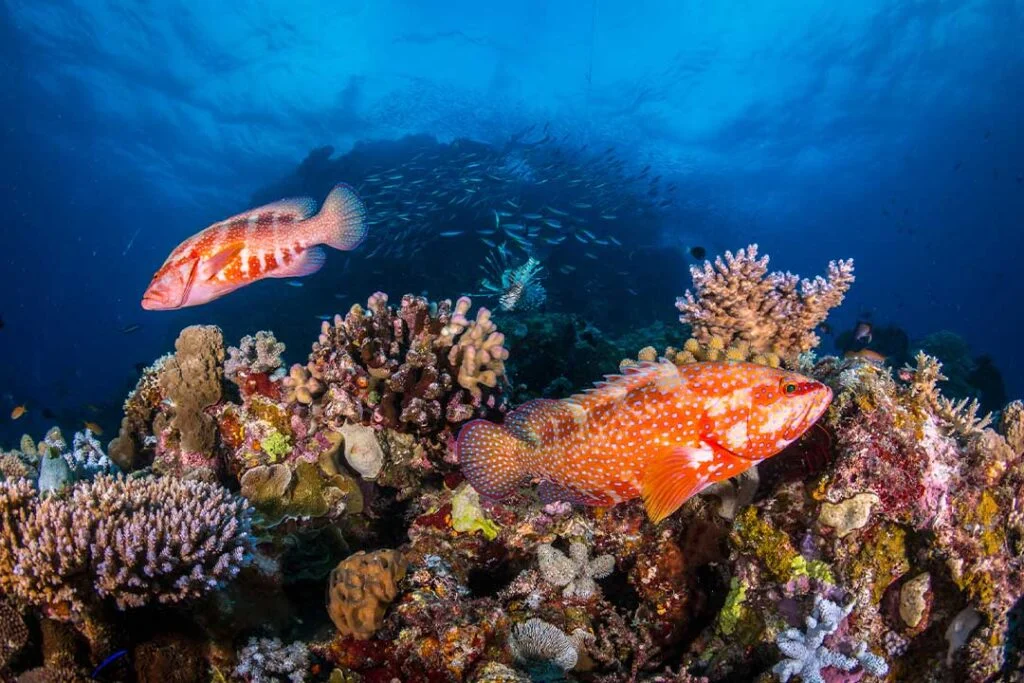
top-left (568, 359), bottom-right (681, 411)
top-left (538, 480), bottom-right (594, 506)
top-left (200, 243), bottom-right (245, 281)
top-left (641, 446), bottom-right (714, 524)
top-left (217, 198), bottom-right (317, 225)
top-left (267, 246), bottom-right (326, 279)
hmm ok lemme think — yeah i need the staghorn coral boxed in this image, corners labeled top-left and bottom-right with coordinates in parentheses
top-left (1000, 399), bottom-right (1024, 454)
top-left (901, 351), bottom-right (993, 436)
top-left (0, 475), bottom-right (251, 617)
top-left (327, 550), bottom-right (407, 640)
top-left (675, 244), bottom-right (853, 363)
top-left (308, 292), bottom-right (507, 435)
top-left (232, 637), bottom-right (310, 683)
top-left (774, 595), bottom-right (888, 683)
top-left (536, 541), bottom-right (615, 599)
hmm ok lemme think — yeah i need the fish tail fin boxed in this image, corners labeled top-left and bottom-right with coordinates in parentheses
top-left (315, 183), bottom-right (367, 251)
top-left (457, 419), bottom-right (532, 500)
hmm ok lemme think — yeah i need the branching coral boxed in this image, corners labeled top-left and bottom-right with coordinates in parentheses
top-left (0, 475), bottom-right (251, 617)
top-left (308, 292), bottom-right (507, 434)
top-left (226, 330), bottom-right (286, 382)
top-left (232, 637), bottom-right (309, 683)
top-left (675, 244), bottom-right (853, 363)
top-left (901, 352), bottom-right (993, 436)
top-left (774, 595), bottom-right (888, 683)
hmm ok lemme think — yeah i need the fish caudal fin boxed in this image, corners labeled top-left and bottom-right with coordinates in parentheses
top-left (457, 419), bottom-right (532, 500)
top-left (315, 183), bottom-right (367, 251)
top-left (641, 446), bottom-right (715, 524)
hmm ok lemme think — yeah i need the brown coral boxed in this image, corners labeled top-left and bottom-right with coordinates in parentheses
top-left (282, 363), bottom-right (324, 405)
top-left (327, 549), bottom-right (407, 639)
top-left (0, 595), bottom-right (28, 670)
top-left (675, 244), bottom-right (853, 363)
top-left (157, 325), bottom-right (225, 455)
top-left (308, 292), bottom-right (507, 435)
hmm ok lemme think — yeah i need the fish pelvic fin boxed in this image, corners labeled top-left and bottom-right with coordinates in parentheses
top-left (641, 446), bottom-right (714, 524)
top-left (314, 183), bottom-right (368, 251)
top-left (457, 419), bottom-right (532, 500)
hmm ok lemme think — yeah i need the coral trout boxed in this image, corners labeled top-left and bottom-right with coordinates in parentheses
top-left (457, 361), bottom-right (832, 523)
top-left (142, 184), bottom-right (367, 309)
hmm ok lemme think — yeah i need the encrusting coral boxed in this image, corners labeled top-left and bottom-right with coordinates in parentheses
top-left (675, 244), bottom-right (854, 363)
top-left (0, 475), bottom-right (252, 618)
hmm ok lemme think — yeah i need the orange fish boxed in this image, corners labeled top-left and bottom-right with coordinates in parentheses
top-left (82, 421), bottom-right (103, 436)
top-left (10, 405), bottom-right (26, 420)
top-left (142, 184), bottom-right (367, 310)
top-left (844, 349), bottom-right (887, 364)
top-left (458, 361), bottom-right (832, 523)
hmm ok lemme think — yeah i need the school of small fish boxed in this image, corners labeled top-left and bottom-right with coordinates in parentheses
top-left (142, 184), bottom-right (366, 309)
top-left (458, 360), bottom-right (832, 523)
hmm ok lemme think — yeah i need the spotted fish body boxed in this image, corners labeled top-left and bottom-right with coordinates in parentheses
top-left (142, 184), bottom-right (366, 310)
top-left (457, 360), bottom-right (832, 523)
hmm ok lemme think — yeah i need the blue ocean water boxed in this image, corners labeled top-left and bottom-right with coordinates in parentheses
top-left (0, 0), bottom-right (1021, 443)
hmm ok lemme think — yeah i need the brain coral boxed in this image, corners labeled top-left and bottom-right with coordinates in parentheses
top-left (326, 549), bottom-right (407, 640)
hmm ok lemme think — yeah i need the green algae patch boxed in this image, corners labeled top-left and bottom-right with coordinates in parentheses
top-left (732, 507), bottom-right (800, 582)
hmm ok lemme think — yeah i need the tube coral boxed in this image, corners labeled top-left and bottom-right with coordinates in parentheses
top-left (675, 244), bottom-right (854, 363)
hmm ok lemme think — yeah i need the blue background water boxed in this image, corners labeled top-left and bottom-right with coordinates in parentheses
top-left (1, 0), bottom-right (1021, 442)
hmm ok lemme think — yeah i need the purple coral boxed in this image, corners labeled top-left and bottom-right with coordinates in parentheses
top-left (0, 475), bottom-right (251, 616)
top-left (225, 330), bottom-right (286, 383)
top-left (232, 637), bottom-right (310, 683)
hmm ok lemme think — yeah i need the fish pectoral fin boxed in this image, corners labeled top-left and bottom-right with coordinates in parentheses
top-left (200, 243), bottom-right (245, 281)
top-left (641, 446), bottom-right (714, 524)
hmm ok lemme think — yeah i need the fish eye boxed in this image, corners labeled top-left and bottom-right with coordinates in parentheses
top-left (783, 382), bottom-right (797, 395)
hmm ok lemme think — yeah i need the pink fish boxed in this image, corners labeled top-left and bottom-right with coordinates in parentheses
top-left (142, 184), bottom-right (366, 310)
top-left (458, 361), bottom-right (832, 523)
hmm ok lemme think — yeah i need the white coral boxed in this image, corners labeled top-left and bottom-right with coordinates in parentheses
top-left (536, 541), bottom-right (614, 599)
top-left (774, 595), bottom-right (888, 683)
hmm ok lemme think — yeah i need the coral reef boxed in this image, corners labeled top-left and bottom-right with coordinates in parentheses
top-left (675, 244), bottom-right (854, 363)
top-left (536, 541), bottom-right (615, 599)
top-left (0, 475), bottom-right (251, 618)
top-left (232, 637), bottom-right (310, 683)
top-left (327, 549), bottom-right (407, 639)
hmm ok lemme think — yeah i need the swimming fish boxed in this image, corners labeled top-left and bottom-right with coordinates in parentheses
top-left (853, 320), bottom-right (873, 344)
top-left (457, 360), bottom-right (832, 523)
top-left (10, 405), bottom-right (26, 420)
top-left (844, 349), bottom-right (886, 364)
top-left (142, 184), bottom-right (366, 310)
top-left (689, 245), bottom-right (707, 260)
top-left (82, 421), bottom-right (103, 436)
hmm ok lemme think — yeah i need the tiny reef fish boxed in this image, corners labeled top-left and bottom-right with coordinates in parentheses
top-left (10, 405), bottom-right (26, 420)
top-left (82, 421), bottom-right (103, 435)
top-left (142, 184), bottom-right (366, 310)
top-left (457, 360), bottom-right (832, 523)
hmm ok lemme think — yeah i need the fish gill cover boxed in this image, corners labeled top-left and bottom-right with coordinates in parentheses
top-left (0, 1), bottom-right (1022, 681)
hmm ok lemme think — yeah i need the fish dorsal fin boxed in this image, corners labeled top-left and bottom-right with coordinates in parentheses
top-left (641, 445), bottom-right (715, 523)
top-left (566, 359), bottom-right (681, 413)
top-left (200, 242), bottom-right (245, 281)
top-left (217, 198), bottom-right (318, 226)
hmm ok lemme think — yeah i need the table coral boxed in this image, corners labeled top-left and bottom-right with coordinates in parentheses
top-left (327, 549), bottom-right (407, 639)
top-left (675, 244), bottom-right (854, 363)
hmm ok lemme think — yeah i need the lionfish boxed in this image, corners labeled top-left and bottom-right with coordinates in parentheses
top-left (479, 244), bottom-right (546, 312)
